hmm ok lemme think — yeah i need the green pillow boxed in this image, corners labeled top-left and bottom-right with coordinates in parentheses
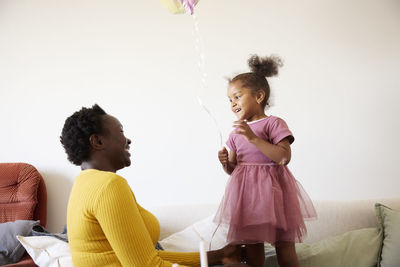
top-left (375, 203), bottom-right (400, 267)
top-left (264, 227), bottom-right (381, 267)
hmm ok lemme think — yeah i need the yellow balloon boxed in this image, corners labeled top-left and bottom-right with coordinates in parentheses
top-left (159, 0), bottom-right (199, 14)
top-left (159, 0), bottom-right (185, 14)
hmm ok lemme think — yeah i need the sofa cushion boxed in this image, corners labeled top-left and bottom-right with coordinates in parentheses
top-left (159, 213), bottom-right (381, 267)
top-left (0, 163), bottom-right (41, 222)
top-left (265, 227), bottom-right (381, 267)
top-left (159, 215), bottom-right (229, 252)
top-left (376, 203), bottom-right (400, 267)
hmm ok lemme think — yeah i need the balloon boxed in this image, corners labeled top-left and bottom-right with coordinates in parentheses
top-left (159, 0), bottom-right (199, 15)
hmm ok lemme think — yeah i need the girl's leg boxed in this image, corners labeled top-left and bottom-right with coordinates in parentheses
top-left (244, 243), bottom-right (265, 267)
top-left (275, 241), bottom-right (299, 267)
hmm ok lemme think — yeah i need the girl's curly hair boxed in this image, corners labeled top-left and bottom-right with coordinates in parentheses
top-left (60, 104), bottom-right (107, 165)
top-left (229, 54), bottom-right (283, 108)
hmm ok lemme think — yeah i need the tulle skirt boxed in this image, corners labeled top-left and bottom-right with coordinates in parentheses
top-left (213, 163), bottom-right (317, 245)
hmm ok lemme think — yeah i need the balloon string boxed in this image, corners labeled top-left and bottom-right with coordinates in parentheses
top-left (197, 97), bottom-right (223, 148)
top-left (192, 12), bottom-right (224, 250)
top-left (192, 14), bottom-right (223, 148)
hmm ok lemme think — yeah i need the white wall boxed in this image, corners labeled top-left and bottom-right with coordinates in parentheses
top-left (1, 0), bottom-right (399, 232)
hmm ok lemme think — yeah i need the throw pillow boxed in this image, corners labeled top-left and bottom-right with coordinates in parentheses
top-left (159, 215), bottom-right (229, 252)
top-left (0, 220), bottom-right (40, 265)
top-left (17, 235), bottom-right (73, 267)
top-left (264, 227), bottom-right (381, 267)
top-left (375, 203), bottom-right (400, 267)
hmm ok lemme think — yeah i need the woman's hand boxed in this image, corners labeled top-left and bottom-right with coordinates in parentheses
top-left (220, 244), bottom-right (242, 264)
top-left (207, 244), bottom-right (242, 265)
top-left (233, 120), bottom-right (258, 143)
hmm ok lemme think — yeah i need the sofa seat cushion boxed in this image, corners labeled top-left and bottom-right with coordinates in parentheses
top-left (0, 203), bottom-right (38, 223)
top-left (265, 227), bottom-right (381, 267)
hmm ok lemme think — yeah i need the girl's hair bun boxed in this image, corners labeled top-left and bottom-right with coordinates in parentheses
top-left (248, 54), bottom-right (283, 77)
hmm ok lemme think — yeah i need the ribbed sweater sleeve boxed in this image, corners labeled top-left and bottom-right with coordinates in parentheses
top-left (158, 251), bottom-right (200, 267)
top-left (93, 176), bottom-right (198, 266)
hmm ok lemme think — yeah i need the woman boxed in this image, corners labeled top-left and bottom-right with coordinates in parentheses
top-left (60, 104), bottom-right (251, 267)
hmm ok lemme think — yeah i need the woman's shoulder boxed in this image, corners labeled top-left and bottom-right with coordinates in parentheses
top-left (79, 169), bottom-right (128, 187)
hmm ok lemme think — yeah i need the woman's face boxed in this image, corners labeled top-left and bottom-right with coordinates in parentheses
top-left (101, 115), bottom-right (132, 171)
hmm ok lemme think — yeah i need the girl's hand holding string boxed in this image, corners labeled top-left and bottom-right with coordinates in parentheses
top-left (218, 147), bottom-right (236, 174)
top-left (218, 147), bottom-right (231, 174)
top-left (218, 147), bottom-right (229, 165)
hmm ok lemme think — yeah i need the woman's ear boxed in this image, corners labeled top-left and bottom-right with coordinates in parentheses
top-left (89, 134), bottom-right (104, 150)
top-left (256, 90), bottom-right (265, 104)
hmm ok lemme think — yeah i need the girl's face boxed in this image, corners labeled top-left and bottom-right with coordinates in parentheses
top-left (227, 81), bottom-right (265, 122)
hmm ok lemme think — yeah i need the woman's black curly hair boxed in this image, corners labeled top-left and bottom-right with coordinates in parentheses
top-left (60, 104), bottom-right (107, 166)
top-left (229, 54), bottom-right (283, 108)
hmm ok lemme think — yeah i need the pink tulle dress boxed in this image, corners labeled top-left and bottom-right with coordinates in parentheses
top-left (214, 116), bottom-right (317, 245)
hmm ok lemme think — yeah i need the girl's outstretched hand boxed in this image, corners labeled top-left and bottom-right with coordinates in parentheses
top-left (218, 147), bottom-right (229, 165)
top-left (233, 120), bottom-right (258, 142)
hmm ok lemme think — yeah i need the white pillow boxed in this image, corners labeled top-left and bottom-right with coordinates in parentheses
top-left (159, 215), bottom-right (229, 252)
top-left (16, 235), bottom-right (73, 267)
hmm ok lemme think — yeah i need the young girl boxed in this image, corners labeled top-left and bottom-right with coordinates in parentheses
top-left (214, 55), bottom-right (317, 267)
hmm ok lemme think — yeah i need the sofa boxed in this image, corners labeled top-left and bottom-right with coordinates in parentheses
top-left (12, 198), bottom-right (400, 267)
top-left (150, 198), bottom-right (400, 267)
top-left (0, 162), bottom-right (47, 267)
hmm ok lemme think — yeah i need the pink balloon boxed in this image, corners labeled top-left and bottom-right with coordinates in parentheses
top-left (179, 0), bottom-right (197, 15)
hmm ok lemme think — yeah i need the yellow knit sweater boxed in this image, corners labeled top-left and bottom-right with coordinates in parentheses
top-left (67, 169), bottom-right (200, 267)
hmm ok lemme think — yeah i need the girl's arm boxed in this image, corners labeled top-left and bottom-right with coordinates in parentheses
top-left (233, 120), bottom-right (291, 165)
top-left (251, 137), bottom-right (291, 165)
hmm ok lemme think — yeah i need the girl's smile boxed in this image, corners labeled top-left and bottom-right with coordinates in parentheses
top-left (227, 81), bottom-right (266, 122)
